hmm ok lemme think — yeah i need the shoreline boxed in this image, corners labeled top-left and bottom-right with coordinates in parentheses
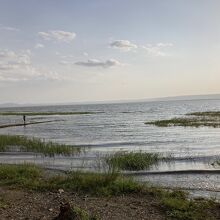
top-left (0, 163), bottom-right (219, 220)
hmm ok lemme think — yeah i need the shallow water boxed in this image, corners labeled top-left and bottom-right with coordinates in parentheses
top-left (0, 99), bottom-right (220, 198)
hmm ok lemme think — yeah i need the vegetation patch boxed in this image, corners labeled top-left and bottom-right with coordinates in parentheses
top-left (0, 135), bottom-right (80, 156)
top-left (0, 111), bottom-right (96, 116)
top-left (0, 164), bottom-right (219, 219)
top-left (0, 164), bottom-right (142, 196)
top-left (211, 160), bottom-right (220, 167)
top-left (158, 190), bottom-right (217, 220)
top-left (105, 152), bottom-right (160, 171)
top-left (54, 202), bottom-right (99, 220)
top-left (145, 111), bottom-right (220, 127)
top-left (0, 197), bottom-right (7, 209)
top-left (186, 111), bottom-right (220, 117)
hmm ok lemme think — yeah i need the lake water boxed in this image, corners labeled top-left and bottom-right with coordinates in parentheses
top-left (0, 99), bottom-right (220, 198)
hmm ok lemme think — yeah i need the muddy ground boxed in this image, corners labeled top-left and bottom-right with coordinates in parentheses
top-left (0, 186), bottom-right (166, 220)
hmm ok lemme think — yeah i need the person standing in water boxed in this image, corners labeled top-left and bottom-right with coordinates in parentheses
top-left (23, 115), bottom-right (26, 126)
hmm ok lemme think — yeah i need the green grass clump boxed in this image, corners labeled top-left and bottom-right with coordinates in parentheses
top-left (0, 164), bottom-right (142, 195)
top-left (0, 163), bottom-right (42, 187)
top-left (211, 160), bottom-right (220, 167)
top-left (0, 135), bottom-right (80, 156)
top-left (38, 171), bottom-right (142, 196)
top-left (159, 190), bottom-right (217, 220)
top-left (105, 152), bottom-right (160, 171)
top-left (0, 197), bottom-right (7, 209)
top-left (55, 204), bottom-right (100, 220)
top-left (71, 206), bottom-right (99, 220)
top-left (0, 111), bottom-right (96, 116)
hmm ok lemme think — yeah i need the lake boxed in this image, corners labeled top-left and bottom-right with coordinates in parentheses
top-left (0, 99), bottom-right (220, 199)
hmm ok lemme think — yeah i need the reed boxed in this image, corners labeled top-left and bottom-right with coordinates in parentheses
top-left (145, 116), bottom-right (220, 127)
top-left (186, 111), bottom-right (220, 117)
top-left (105, 152), bottom-right (160, 171)
top-left (0, 135), bottom-right (80, 156)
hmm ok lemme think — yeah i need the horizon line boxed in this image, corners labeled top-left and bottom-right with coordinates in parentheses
top-left (0, 93), bottom-right (220, 108)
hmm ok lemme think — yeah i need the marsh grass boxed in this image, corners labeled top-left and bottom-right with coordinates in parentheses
top-left (145, 112), bottom-right (220, 128)
top-left (211, 160), bottom-right (220, 167)
top-left (105, 152), bottom-right (160, 171)
top-left (70, 206), bottom-right (100, 220)
top-left (0, 111), bottom-right (96, 116)
top-left (187, 111), bottom-right (220, 117)
top-left (158, 190), bottom-right (217, 220)
top-left (0, 163), bottom-right (218, 219)
top-left (0, 197), bottom-right (7, 209)
top-left (0, 135), bottom-right (80, 156)
top-left (0, 164), bottom-right (142, 195)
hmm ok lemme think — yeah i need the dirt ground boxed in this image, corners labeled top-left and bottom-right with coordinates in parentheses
top-left (0, 186), bottom-right (166, 220)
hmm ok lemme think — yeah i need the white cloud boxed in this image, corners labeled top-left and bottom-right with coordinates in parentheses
top-left (110, 40), bottom-right (138, 51)
top-left (142, 43), bottom-right (173, 56)
top-left (59, 60), bottom-right (74, 65)
top-left (0, 24), bottom-right (20, 32)
top-left (75, 59), bottom-right (122, 68)
top-left (156, 43), bottom-right (173, 47)
top-left (110, 40), bottom-right (173, 56)
top-left (0, 50), bottom-right (62, 82)
top-left (61, 55), bottom-right (74, 59)
top-left (35, 43), bottom-right (45, 49)
top-left (0, 50), bottom-right (31, 67)
top-left (38, 30), bottom-right (76, 43)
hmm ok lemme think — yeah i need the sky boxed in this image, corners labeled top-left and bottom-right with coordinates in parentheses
top-left (0, 0), bottom-right (220, 104)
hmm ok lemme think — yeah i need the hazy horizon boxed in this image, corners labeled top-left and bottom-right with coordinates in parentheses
top-left (0, 93), bottom-right (220, 108)
top-left (0, 0), bottom-right (220, 103)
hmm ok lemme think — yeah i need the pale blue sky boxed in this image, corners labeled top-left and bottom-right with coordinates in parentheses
top-left (0, 0), bottom-right (220, 103)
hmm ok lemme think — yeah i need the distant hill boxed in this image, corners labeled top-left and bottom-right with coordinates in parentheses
top-left (0, 94), bottom-right (220, 108)
top-left (150, 94), bottom-right (220, 102)
top-left (0, 103), bottom-right (22, 108)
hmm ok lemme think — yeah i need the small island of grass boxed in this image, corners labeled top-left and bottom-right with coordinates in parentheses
top-left (186, 111), bottom-right (220, 117)
top-left (145, 111), bottom-right (220, 127)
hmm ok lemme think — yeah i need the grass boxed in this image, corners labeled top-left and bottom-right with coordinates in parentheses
top-left (0, 163), bottom-right (218, 220)
top-left (0, 164), bottom-right (142, 195)
top-left (0, 135), bottom-right (80, 156)
top-left (211, 160), bottom-right (220, 167)
top-left (145, 117), bottom-right (219, 127)
top-left (105, 152), bottom-right (160, 171)
top-left (0, 111), bottom-right (96, 116)
top-left (158, 190), bottom-right (217, 220)
top-left (70, 206), bottom-right (99, 220)
top-left (187, 111), bottom-right (220, 117)
top-left (0, 197), bottom-right (7, 209)
top-left (145, 111), bottom-right (220, 128)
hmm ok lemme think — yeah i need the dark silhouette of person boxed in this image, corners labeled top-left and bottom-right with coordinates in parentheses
top-left (23, 115), bottom-right (26, 126)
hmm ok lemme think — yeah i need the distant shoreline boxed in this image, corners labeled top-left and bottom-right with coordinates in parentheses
top-left (0, 93), bottom-right (220, 108)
